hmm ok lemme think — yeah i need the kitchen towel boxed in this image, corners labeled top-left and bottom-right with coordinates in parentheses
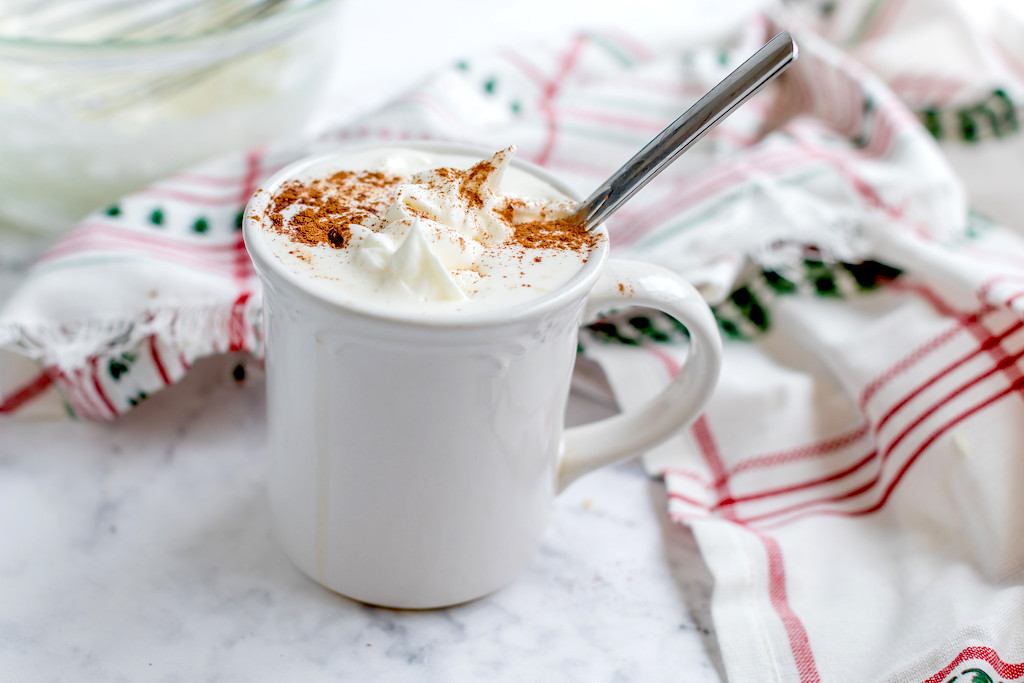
top-left (2, 0), bottom-right (1024, 680)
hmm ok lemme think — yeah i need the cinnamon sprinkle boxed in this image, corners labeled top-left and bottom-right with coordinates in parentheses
top-left (263, 171), bottom-right (402, 248)
top-left (264, 156), bottom-right (595, 254)
top-left (458, 160), bottom-right (494, 210)
top-left (511, 214), bottom-right (594, 252)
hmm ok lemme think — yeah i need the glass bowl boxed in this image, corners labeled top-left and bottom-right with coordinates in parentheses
top-left (0, 0), bottom-right (345, 235)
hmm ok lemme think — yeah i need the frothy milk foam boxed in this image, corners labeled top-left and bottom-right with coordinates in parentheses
top-left (257, 146), bottom-right (596, 313)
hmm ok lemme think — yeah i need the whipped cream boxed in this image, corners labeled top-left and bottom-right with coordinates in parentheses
top-left (258, 146), bottom-right (596, 313)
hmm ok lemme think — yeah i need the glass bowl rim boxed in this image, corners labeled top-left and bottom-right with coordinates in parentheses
top-left (0, 0), bottom-right (342, 54)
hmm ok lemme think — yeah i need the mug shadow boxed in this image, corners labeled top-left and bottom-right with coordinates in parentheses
top-left (571, 355), bottom-right (729, 677)
top-left (647, 478), bottom-right (729, 681)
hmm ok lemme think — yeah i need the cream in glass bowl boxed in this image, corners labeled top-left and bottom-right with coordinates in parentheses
top-left (0, 0), bottom-right (345, 235)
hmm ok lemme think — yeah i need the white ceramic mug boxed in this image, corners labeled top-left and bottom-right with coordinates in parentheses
top-left (243, 142), bottom-right (722, 609)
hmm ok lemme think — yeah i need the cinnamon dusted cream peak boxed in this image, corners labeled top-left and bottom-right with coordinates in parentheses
top-left (259, 146), bottom-right (598, 312)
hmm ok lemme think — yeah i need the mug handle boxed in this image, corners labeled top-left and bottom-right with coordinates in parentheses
top-left (558, 259), bottom-right (723, 491)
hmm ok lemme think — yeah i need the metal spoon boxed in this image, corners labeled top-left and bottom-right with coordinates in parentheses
top-left (574, 31), bottom-right (799, 231)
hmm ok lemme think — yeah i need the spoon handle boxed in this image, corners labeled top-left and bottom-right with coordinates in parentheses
top-left (574, 31), bottom-right (798, 230)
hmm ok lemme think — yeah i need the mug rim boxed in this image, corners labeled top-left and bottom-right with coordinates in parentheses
top-left (242, 140), bottom-right (610, 328)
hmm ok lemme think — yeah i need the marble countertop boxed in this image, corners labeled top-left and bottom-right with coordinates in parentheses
top-left (1, 355), bottom-right (723, 681)
top-left (0, 1), bottom-right (760, 679)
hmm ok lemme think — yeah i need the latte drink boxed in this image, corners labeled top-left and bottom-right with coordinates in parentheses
top-left (254, 145), bottom-right (598, 316)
